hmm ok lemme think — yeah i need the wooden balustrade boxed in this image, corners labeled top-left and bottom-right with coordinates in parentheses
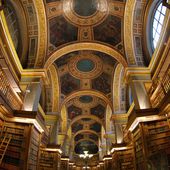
top-left (149, 64), bottom-right (170, 107)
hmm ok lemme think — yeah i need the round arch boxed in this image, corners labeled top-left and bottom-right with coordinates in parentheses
top-left (60, 90), bottom-right (112, 111)
top-left (49, 64), bottom-right (60, 112)
top-left (73, 130), bottom-right (100, 140)
top-left (75, 139), bottom-right (98, 146)
top-left (70, 115), bottom-right (104, 128)
top-left (44, 42), bottom-right (128, 69)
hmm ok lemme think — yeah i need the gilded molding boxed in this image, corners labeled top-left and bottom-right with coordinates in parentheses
top-left (70, 114), bottom-right (104, 128)
top-left (108, 1), bottom-right (125, 18)
top-left (124, 0), bottom-right (136, 65)
top-left (60, 90), bottom-right (112, 111)
top-left (46, 1), bottom-right (62, 19)
top-left (113, 64), bottom-right (122, 112)
top-left (73, 130), bottom-right (100, 140)
top-left (49, 64), bottom-right (60, 112)
top-left (34, 0), bottom-right (47, 68)
top-left (63, 0), bottom-right (108, 27)
top-left (75, 138), bottom-right (98, 146)
top-left (44, 42), bottom-right (128, 69)
top-left (0, 6), bottom-right (49, 84)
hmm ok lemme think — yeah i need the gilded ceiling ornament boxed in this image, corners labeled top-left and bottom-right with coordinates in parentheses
top-left (63, 0), bottom-right (108, 26)
top-left (68, 54), bottom-right (103, 79)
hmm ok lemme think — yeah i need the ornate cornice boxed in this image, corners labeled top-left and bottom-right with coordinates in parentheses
top-left (44, 42), bottom-right (128, 69)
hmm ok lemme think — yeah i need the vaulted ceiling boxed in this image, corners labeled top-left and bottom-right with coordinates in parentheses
top-left (4, 0), bottom-right (128, 164)
top-left (45, 0), bottom-right (126, 161)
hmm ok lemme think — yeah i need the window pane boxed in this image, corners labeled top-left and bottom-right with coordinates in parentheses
top-left (157, 3), bottom-right (162, 12)
top-left (157, 24), bottom-right (162, 34)
top-left (154, 32), bottom-right (159, 42)
top-left (155, 11), bottom-right (160, 20)
top-left (162, 6), bottom-right (166, 15)
top-left (159, 14), bottom-right (164, 24)
top-left (153, 19), bottom-right (158, 29)
top-left (153, 28), bottom-right (156, 37)
top-left (152, 3), bottom-right (166, 49)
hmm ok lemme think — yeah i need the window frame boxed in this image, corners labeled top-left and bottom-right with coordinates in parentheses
top-left (143, 0), bottom-right (167, 64)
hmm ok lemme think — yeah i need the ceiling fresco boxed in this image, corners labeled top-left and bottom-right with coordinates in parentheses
top-left (75, 134), bottom-right (84, 142)
top-left (56, 50), bottom-right (116, 99)
top-left (73, 0), bottom-right (98, 17)
top-left (91, 104), bottom-right (105, 119)
top-left (90, 122), bottom-right (101, 133)
top-left (46, 0), bottom-right (125, 55)
top-left (60, 73), bottom-right (80, 95)
top-left (89, 134), bottom-right (98, 141)
top-left (94, 15), bottom-right (122, 46)
top-left (74, 133), bottom-right (98, 143)
top-left (72, 122), bottom-right (83, 133)
top-left (44, 0), bottom-right (126, 162)
top-left (75, 141), bottom-right (98, 154)
top-left (49, 16), bottom-right (78, 49)
top-left (55, 51), bottom-right (78, 67)
top-left (67, 105), bottom-right (82, 120)
top-left (79, 95), bottom-right (93, 103)
top-left (92, 73), bottom-right (111, 94)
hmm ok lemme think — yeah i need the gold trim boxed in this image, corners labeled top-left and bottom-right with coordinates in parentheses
top-left (60, 90), bottom-right (112, 110)
top-left (0, 10), bottom-right (49, 84)
top-left (73, 130), bottom-right (100, 140)
top-left (34, 0), bottom-right (47, 67)
top-left (124, 0), bottom-right (136, 65)
top-left (70, 114), bottom-right (104, 127)
top-left (75, 138), bottom-right (98, 146)
top-left (44, 42), bottom-right (128, 69)
top-left (49, 64), bottom-right (60, 112)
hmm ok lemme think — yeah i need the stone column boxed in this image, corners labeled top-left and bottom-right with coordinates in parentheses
top-left (130, 81), bottom-right (151, 109)
top-left (23, 82), bottom-right (42, 111)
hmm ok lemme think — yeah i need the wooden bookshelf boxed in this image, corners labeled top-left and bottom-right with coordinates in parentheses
top-left (27, 127), bottom-right (41, 170)
top-left (39, 147), bottom-right (61, 170)
top-left (144, 120), bottom-right (170, 156)
top-left (132, 124), bottom-right (146, 170)
top-left (112, 148), bottom-right (135, 170)
top-left (0, 121), bottom-right (43, 170)
top-left (0, 122), bottom-right (28, 170)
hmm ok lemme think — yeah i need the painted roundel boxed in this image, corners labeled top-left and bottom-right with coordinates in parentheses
top-left (76, 59), bottom-right (95, 72)
top-left (79, 96), bottom-right (93, 103)
top-left (63, 0), bottom-right (108, 26)
top-left (68, 54), bottom-right (103, 79)
top-left (73, 0), bottom-right (98, 17)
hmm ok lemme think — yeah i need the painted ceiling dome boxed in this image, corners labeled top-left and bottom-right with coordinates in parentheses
top-left (76, 59), bottom-right (95, 72)
top-left (73, 0), bottom-right (98, 17)
top-left (75, 140), bottom-right (98, 154)
top-left (79, 95), bottom-right (93, 103)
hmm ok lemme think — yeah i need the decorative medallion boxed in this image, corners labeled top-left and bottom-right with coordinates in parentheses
top-left (73, 0), bottom-right (98, 17)
top-left (63, 0), bottom-right (108, 26)
top-left (75, 141), bottom-right (98, 154)
top-left (76, 59), bottom-right (95, 72)
top-left (68, 54), bottom-right (103, 79)
top-left (79, 95), bottom-right (93, 103)
top-left (66, 95), bottom-right (106, 109)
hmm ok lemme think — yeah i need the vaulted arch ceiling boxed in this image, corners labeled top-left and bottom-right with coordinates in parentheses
top-left (41, 0), bottom-right (127, 164)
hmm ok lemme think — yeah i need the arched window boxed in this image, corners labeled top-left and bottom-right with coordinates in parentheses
top-left (4, 1), bottom-right (20, 51)
top-left (152, 2), bottom-right (166, 49)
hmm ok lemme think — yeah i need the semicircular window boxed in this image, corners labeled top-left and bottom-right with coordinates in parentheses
top-left (152, 3), bottom-right (166, 49)
top-left (75, 140), bottom-right (98, 154)
top-left (4, 1), bottom-right (20, 52)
